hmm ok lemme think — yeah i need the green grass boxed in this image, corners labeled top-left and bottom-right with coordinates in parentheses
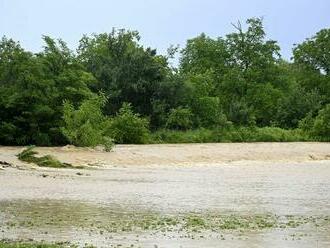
top-left (3, 199), bottom-right (321, 234)
top-left (2, 199), bottom-right (329, 245)
top-left (0, 241), bottom-right (64, 248)
top-left (17, 146), bottom-right (76, 169)
top-left (0, 241), bottom-right (95, 248)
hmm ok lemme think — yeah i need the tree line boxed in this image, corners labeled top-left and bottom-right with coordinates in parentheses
top-left (0, 18), bottom-right (329, 146)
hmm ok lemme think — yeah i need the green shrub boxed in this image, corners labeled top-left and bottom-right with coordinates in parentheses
top-left (311, 104), bottom-right (330, 140)
top-left (106, 103), bottom-right (150, 144)
top-left (0, 122), bottom-right (17, 144)
top-left (192, 97), bottom-right (227, 127)
top-left (244, 127), bottom-right (308, 142)
top-left (151, 128), bottom-right (213, 143)
top-left (151, 127), bottom-right (310, 144)
top-left (215, 126), bottom-right (310, 142)
top-left (227, 100), bottom-right (256, 126)
top-left (166, 107), bottom-right (193, 130)
top-left (298, 112), bottom-right (315, 133)
top-left (61, 95), bottom-right (114, 150)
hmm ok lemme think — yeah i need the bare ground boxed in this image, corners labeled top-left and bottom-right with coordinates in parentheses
top-left (0, 143), bottom-right (330, 247)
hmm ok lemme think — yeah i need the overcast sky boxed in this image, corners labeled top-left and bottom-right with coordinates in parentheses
top-left (1, 0), bottom-right (329, 60)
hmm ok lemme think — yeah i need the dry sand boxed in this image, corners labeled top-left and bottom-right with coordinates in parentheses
top-left (1, 142), bottom-right (330, 168)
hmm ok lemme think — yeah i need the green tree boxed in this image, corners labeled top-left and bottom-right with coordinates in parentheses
top-left (78, 29), bottom-right (168, 117)
top-left (276, 86), bottom-right (322, 128)
top-left (293, 28), bottom-right (330, 103)
top-left (225, 18), bottom-right (281, 84)
top-left (180, 33), bottom-right (229, 76)
top-left (0, 36), bottom-right (94, 145)
top-left (179, 18), bottom-right (283, 126)
top-left (150, 73), bottom-right (192, 128)
top-left (246, 83), bottom-right (282, 126)
top-left (293, 29), bottom-right (330, 75)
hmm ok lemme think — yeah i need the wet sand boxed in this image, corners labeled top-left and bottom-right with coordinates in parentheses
top-left (0, 143), bottom-right (330, 247)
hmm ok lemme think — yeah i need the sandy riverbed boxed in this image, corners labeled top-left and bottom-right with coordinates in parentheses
top-left (0, 143), bottom-right (330, 247)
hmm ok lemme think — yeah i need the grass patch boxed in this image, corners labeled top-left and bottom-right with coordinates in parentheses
top-left (183, 214), bottom-right (278, 231)
top-left (0, 241), bottom-right (95, 248)
top-left (216, 214), bottom-right (277, 230)
top-left (3, 199), bottom-right (326, 234)
top-left (17, 146), bottom-right (77, 169)
top-left (0, 241), bottom-right (65, 248)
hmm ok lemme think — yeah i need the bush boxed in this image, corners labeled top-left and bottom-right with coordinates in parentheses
top-left (275, 87), bottom-right (322, 128)
top-left (61, 95), bottom-right (114, 151)
top-left (298, 112), bottom-right (315, 133)
top-left (166, 107), bottom-right (193, 130)
top-left (311, 104), bottom-right (330, 140)
top-left (191, 97), bottom-right (227, 127)
top-left (151, 128), bottom-right (213, 143)
top-left (0, 122), bottom-right (17, 144)
top-left (106, 103), bottom-right (150, 144)
top-left (150, 127), bottom-right (310, 144)
top-left (227, 100), bottom-right (256, 126)
top-left (220, 127), bottom-right (309, 142)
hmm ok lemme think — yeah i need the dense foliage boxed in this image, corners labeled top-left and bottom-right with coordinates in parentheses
top-left (0, 18), bottom-right (329, 146)
top-left (61, 94), bottom-right (114, 150)
top-left (105, 102), bottom-right (150, 144)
